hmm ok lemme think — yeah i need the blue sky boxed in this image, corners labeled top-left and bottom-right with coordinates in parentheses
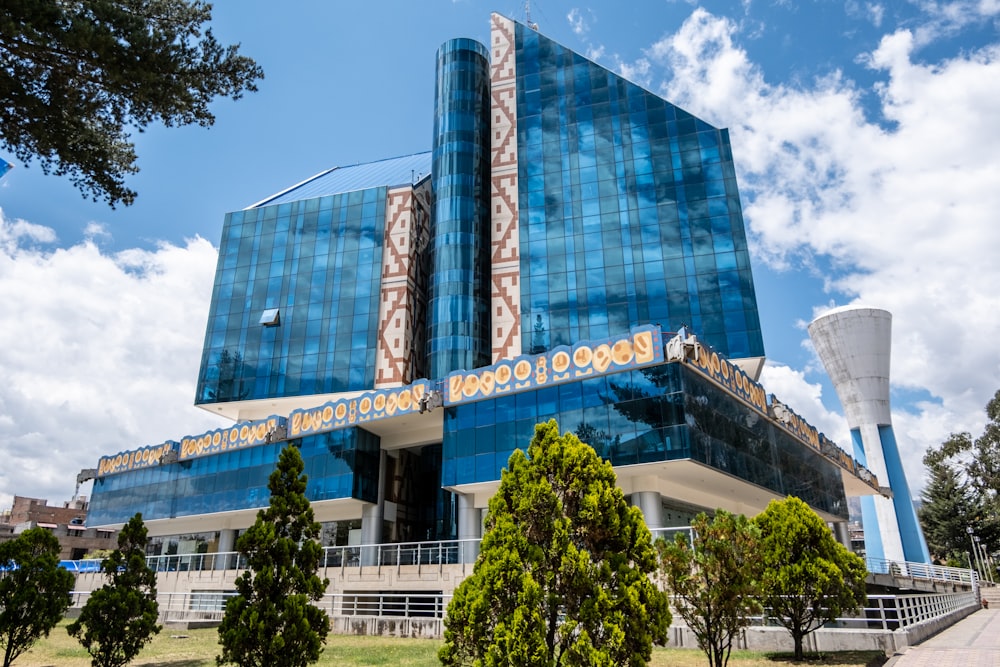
top-left (1, 0), bottom-right (998, 509)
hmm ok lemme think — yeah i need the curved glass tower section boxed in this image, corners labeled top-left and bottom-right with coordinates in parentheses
top-left (428, 38), bottom-right (492, 378)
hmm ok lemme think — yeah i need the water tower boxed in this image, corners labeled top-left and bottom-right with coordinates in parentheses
top-left (808, 306), bottom-right (930, 564)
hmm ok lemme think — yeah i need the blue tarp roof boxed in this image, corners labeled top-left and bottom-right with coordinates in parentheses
top-left (249, 152), bottom-right (432, 208)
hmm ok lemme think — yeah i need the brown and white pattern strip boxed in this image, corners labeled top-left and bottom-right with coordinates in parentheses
top-left (489, 12), bottom-right (522, 363)
top-left (375, 185), bottom-right (422, 387)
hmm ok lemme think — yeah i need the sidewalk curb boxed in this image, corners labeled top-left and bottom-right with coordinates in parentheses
top-left (882, 648), bottom-right (910, 667)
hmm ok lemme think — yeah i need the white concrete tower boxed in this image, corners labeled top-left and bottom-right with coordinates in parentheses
top-left (808, 306), bottom-right (931, 565)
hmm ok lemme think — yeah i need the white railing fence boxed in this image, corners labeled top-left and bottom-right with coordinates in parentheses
top-left (67, 589), bottom-right (978, 631)
top-left (61, 530), bottom-right (978, 591)
top-left (70, 590), bottom-right (453, 623)
top-left (864, 557), bottom-right (977, 584)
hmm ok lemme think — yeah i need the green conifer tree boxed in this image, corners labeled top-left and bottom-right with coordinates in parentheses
top-left (68, 513), bottom-right (161, 667)
top-left (923, 389), bottom-right (1000, 560)
top-left (440, 419), bottom-right (670, 667)
top-left (659, 510), bottom-right (762, 667)
top-left (217, 444), bottom-right (330, 667)
top-left (753, 497), bottom-right (867, 660)
top-left (0, 527), bottom-right (74, 667)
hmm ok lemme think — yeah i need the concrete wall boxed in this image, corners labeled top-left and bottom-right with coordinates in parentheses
top-left (70, 563), bottom-right (985, 655)
top-left (331, 617), bottom-right (442, 639)
top-left (668, 625), bottom-right (907, 655)
top-left (74, 562), bottom-right (475, 596)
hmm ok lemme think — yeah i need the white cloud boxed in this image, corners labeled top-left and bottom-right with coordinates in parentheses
top-left (83, 221), bottom-right (112, 243)
top-left (586, 44), bottom-right (606, 61)
top-left (626, 9), bottom-right (1000, 493)
top-left (567, 8), bottom-right (589, 36)
top-left (0, 210), bottom-right (227, 510)
top-left (868, 3), bottom-right (886, 27)
top-left (617, 57), bottom-right (651, 85)
top-left (846, 1), bottom-right (886, 27)
top-left (906, 1), bottom-right (1000, 45)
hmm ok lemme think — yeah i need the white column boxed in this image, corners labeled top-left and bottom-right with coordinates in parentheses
top-left (359, 450), bottom-right (387, 566)
top-left (833, 522), bottom-right (851, 550)
top-left (360, 504), bottom-right (382, 567)
top-left (216, 528), bottom-right (237, 570)
top-left (457, 493), bottom-right (482, 563)
top-left (632, 491), bottom-right (663, 531)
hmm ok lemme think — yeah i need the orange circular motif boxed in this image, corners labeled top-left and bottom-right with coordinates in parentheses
top-left (463, 374), bottom-right (480, 397)
top-left (552, 350), bottom-right (571, 373)
top-left (479, 371), bottom-right (495, 396)
top-left (495, 364), bottom-right (512, 385)
top-left (514, 359), bottom-right (532, 381)
top-left (335, 403), bottom-right (347, 420)
top-left (593, 344), bottom-right (612, 372)
top-left (611, 339), bottom-right (634, 366)
top-left (374, 394), bottom-right (386, 411)
top-left (573, 345), bottom-right (593, 368)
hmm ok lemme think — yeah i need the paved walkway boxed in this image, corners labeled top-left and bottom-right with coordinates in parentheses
top-left (887, 608), bottom-right (1000, 667)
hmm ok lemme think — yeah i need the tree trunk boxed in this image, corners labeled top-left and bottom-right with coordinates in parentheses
top-left (793, 630), bottom-right (805, 661)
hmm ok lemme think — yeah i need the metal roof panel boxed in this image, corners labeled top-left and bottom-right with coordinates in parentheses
top-left (250, 152), bottom-right (432, 208)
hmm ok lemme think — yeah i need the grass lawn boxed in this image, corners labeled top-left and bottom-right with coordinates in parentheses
top-left (16, 623), bottom-right (885, 667)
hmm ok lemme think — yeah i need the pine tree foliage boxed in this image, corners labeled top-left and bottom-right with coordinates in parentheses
top-left (918, 458), bottom-right (966, 559)
top-left (924, 389), bottom-right (1000, 551)
top-left (217, 444), bottom-right (330, 667)
top-left (68, 513), bottom-right (161, 667)
top-left (753, 497), bottom-right (867, 660)
top-left (0, 527), bottom-right (75, 667)
top-left (440, 419), bottom-right (671, 667)
top-left (0, 0), bottom-right (263, 206)
top-left (658, 510), bottom-right (762, 667)
top-left (918, 457), bottom-right (994, 564)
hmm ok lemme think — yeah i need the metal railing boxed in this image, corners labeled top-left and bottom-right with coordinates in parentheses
top-left (851, 592), bottom-right (979, 630)
top-left (650, 526), bottom-right (695, 544)
top-left (67, 589), bottom-right (978, 632)
top-left (62, 531), bottom-right (977, 590)
top-left (865, 557), bottom-right (977, 584)
top-left (318, 539), bottom-right (478, 568)
top-left (69, 590), bottom-right (453, 622)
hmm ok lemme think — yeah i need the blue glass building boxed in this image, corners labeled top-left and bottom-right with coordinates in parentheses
top-left (87, 14), bottom-right (878, 561)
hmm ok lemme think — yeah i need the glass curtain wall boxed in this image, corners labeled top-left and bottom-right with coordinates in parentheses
top-left (428, 38), bottom-right (493, 378)
top-left (197, 189), bottom-right (387, 404)
top-left (442, 363), bottom-right (847, 519)
top-left (88, 429), bottom-right (380, 526)
top-left (512, 25), bottom-right (764, 361)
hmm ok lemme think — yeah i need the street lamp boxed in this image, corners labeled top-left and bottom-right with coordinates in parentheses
top-left (967, 527), bottom-right (983, 579)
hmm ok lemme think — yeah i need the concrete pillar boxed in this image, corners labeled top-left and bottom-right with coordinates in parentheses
top-left (457, 494), bottom-right (482, 563)
top-left (359, 450), bottom-right (388, 566)
top-left (834, 521), bottom-right (851, 550)
top-left (216, 528), bottom-right (237, 570)
top-left (360, 504), bottom-right (382, 567)
top-left (632, 491), bottom-right (663, 532)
